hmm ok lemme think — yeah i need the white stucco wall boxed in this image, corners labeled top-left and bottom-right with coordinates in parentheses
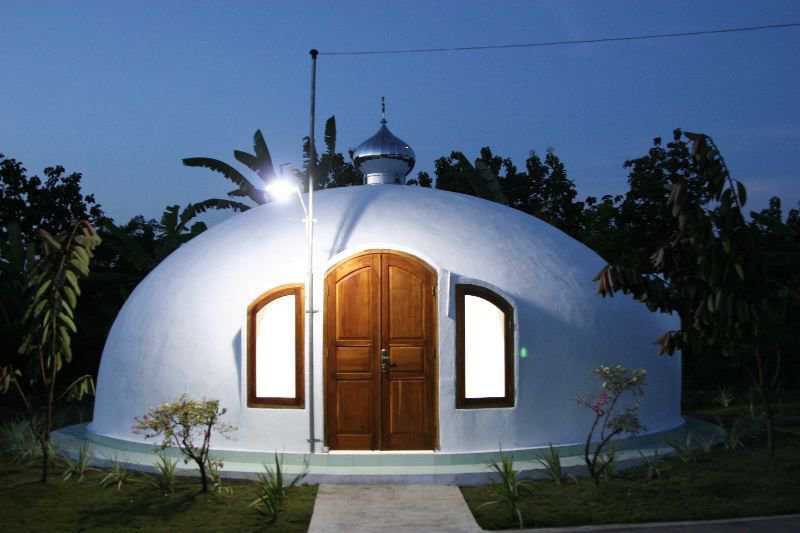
top-left (90, 185), bottom-right (682, 453)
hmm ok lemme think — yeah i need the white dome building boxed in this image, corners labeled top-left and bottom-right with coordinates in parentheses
top-left (61, 119), bottom-right (686, 483)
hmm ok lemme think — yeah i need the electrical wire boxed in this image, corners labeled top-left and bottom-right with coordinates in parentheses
top-left (319, 22), bottom-right (800, 56)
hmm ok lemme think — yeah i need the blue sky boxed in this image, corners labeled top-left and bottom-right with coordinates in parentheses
top-left (1, 1), bottom-right (799, 223)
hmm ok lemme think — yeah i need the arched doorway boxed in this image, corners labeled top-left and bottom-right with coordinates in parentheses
top-left (324, 250), bottom-right (437, 450)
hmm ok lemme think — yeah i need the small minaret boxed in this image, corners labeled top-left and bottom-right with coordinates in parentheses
top-left (352, 97), bottom-right (416, 185)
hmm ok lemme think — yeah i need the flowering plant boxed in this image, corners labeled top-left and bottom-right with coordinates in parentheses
top-left (578, 365), bottom-right (646, 486)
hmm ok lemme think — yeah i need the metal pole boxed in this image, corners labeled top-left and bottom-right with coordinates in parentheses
top-left (307, 48), bottom-right (318, 454)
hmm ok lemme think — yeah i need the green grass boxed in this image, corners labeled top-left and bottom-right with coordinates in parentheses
top-left (461, 429), bottom-right (800, 530)
top-left (0, 458), bottom-right (317, 532)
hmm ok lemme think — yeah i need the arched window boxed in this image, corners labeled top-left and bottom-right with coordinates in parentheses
top-left (455, 284), bottom-right (514, 408)
top-left (247, 285), bottom-right (304, 408)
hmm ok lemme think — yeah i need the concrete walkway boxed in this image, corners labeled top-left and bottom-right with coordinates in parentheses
top-left (307, 484), bottom-right (800, 533)
top-left (307, 484), bottom-right (482, 533)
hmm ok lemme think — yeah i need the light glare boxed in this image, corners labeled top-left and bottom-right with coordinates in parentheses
top-left (265, 179), bottom-right (298, 202)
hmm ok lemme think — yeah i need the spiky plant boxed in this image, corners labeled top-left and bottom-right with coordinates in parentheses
top-left (250, 454), bottom-right (308, 524)
top-left (478, 454), bottom-right (534, 529)
top-left (149, 451), bottom-right (178, 495)
top-left (100, 458), bottom-right (131, 491)
top-left (62, 443), bottom-right (95, 482)
top-left (665, 432), bottom-right (701, 463)
top-left (535, 444), bottom-right (564, 485)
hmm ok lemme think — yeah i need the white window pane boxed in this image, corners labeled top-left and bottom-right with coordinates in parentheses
top-left (464, 295), bottom-right (506, 399)
top-left (255, 295), bottom-right (296, 398)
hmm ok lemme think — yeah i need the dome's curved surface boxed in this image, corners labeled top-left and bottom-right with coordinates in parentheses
top-left (91, 185), bottom-right (681, 453)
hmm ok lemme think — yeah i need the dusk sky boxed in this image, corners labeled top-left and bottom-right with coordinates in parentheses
top-left (2, 1), bottom-right (799, 224)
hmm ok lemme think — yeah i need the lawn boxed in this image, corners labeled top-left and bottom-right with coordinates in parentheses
top-left (0, 457), bottom-right (317, 532)
top-left (461, 427), bottom-right (800, 530)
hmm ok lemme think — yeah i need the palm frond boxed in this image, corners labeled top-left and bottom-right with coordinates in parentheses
top-left (324, 116), bottom-right (336, 157)
top-left (252, 130), bottom-right (276, 180)
top-left (182, 157), bottom-right (264, 204)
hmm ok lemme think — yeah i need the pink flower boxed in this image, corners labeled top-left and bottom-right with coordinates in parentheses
top-left (591, 391), bottom-right (609, 416)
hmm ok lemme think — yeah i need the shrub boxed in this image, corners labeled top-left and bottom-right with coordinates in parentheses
top-left (133, 395), bottom-right (235, 493)
top-left (578, 364), bottom-right (646, 486)
top-left (535, 444), bottom-right (564, 485)
top-left (478, 454), bottom-right (533, 529)
top-left (0, 417), bottom-right (52, 463)
top-left (250, 454), bottom-right (308, 524)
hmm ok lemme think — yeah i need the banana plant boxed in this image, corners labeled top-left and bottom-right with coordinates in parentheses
top-left (182, 130), bottom-right (275, 207)
top-left (1, 220), bottom-right (101, 482)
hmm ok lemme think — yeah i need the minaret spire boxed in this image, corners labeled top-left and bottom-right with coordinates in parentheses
top-left (381, 96), bottom-right (387, 125)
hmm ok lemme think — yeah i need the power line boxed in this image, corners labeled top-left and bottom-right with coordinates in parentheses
top-left (319, 22), bottom-right (800, 56)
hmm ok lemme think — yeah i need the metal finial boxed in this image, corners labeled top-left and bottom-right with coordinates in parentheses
top-left (381, 96), bottom-right (387, 125)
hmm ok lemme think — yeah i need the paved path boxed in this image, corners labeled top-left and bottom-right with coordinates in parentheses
top-left (307, 484), bottom-right (482, 533)
top-left (307, 484), bottom-right (800, 533)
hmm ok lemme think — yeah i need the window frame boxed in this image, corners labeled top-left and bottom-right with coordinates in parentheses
top-left (247, 284), bottom-right (305, 409)
top-left (455, 284), bottom-right (515, 409)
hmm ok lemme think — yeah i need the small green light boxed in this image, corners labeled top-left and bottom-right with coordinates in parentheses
top-left (520, 347), bottom-right (528, 359)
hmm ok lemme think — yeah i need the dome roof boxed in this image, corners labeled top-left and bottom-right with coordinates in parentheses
top-left (352, 99), bottom-right (415, 184)
top-left (90, 186), bottom-right (681, 453)
top-left (352, 123), bottom-right (415, 167)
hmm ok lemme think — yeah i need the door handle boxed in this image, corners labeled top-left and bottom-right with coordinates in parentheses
top-left (380, 348), bottom-right (396, 372)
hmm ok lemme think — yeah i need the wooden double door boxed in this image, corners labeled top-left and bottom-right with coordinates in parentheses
top-left (324, 251), bottom-right (437, 450)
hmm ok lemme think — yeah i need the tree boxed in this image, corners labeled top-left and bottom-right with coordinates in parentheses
top-left (522, 150), bottom-right (585, 239)
top-left (589, 133), bottom-right (717, 388)
top-left (432, 147), bottom-right (586, 241)
top-left (1, 220), bottom-right (101, 482)
top-left (581, 194), bottom-right (624, 262)
top-left (133, 395), bottom-right (235, 493)
top-left (406, 171), bottom-right (432, 187)
top-left (433, 147), bottom-right (510, 204)
top-left (0, 154), bottom-right (107, 247)
top-left (595, 130), bottom-right (797, 455)
top-left (1, 157), bottom-right (115, 394)
top-left (0, 223), bottom-right (35, 376)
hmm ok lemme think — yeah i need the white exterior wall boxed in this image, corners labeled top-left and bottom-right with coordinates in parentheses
top-left (90, 185), bottom-right (682, 453)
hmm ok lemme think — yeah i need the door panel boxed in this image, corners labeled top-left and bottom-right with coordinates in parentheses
top-left (336, 268), bottom-right (373, 339)
top-left (387, 265), bottom-right (424, 339)
top-left (325, 251), bottom-right (436, 450)
top-left (389, 346), bottom-right (425, 372)
top-left (389, 379), bottom-right (426, 435)
top-left (325, 254), bottom-right (380, 450)
top-left (335, 346), bottom-right (372, 373)
top-left (381, 253), bottom-right (435, 450)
